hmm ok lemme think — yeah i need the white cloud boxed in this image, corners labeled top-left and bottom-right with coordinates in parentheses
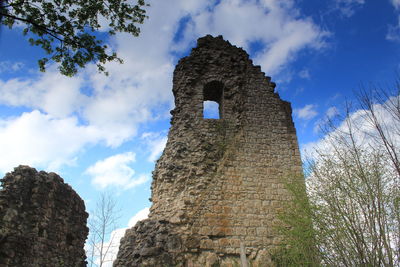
top-left (334, 0), bottom-right (365, 17)
top-left (313, 106), bottom-right (339, 133)
top-left (0, 67), bottom-right (85, 118)
top-left (141, 132), bottom-right (168, 162)
top-left (386, 16), bottom-right (400, 42)
top-left (295, 104), bottom-right (319, 120)
top-left (184, 0), bottom-right (327, 75)
top-left (302, 95), bottom-right (400, 161)
top-left (294, 87), bottom-right (305, 96)
top-left (0, 61), bottom-right (24, 72)
top-left (0, 0), bottom-right (329, 171)
top-left (85, 152), bottom-right (149, 189)
top-left (128, 207), bottom-right (150, 227)
top-left (328, 93), bottom-right (341, 102)
top-left (386, 0), bottom-right (400, 42)
top-left (391, 0), bottom-right (400, 9)
top-left (299, 69), bottom-right (311, 79)
top-left (0, 110), bottom-right (101, 174)
top-left (0, 106), bottom-right (152, 174)
top-left (326, 106), bottom-right (339, 118)
top-left (255, 20), bottom-right (326, 75)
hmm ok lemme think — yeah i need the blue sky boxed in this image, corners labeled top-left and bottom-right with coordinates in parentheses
top-left (1, 0), bottom-right (400, 257)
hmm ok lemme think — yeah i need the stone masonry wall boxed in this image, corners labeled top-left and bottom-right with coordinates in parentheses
top-left (0, 166), bottom-right (88, 267)
top-left (114, 35), bottom-right (303, 266)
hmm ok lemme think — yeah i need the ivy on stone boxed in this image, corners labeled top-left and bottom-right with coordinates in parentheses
top-left (0, 0), bottom-right (147, 76)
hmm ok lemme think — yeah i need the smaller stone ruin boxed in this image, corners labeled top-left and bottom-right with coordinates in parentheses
top-left (0, 165), bottom-right (88, 267)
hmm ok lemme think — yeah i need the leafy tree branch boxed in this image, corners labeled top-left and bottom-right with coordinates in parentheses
top-left (0, 0), bottom-right (148, 76)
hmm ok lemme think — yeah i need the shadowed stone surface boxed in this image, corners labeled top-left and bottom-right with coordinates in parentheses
top-left (114, 35), bottom-right (303, 266)
top-left (0, 165), bottom-right (88, 267)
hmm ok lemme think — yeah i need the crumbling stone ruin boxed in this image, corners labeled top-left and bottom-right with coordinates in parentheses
top-left (114, 35), bottom-right (303, 266)
top-left (0, 165), bottom-right (88, 267)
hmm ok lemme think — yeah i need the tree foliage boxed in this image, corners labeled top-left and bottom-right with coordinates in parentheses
top-left (274, 82), bottom-right (400, 266)
top-left (0, 0), bottom-right (147, 76)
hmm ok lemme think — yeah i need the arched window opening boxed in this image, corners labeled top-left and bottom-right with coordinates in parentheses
top-left (203, 81), bottom-right (223, 119)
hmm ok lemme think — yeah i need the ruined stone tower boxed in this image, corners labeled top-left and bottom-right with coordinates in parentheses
top-left (115, 35), bottom-right (303, 266)
top-left (0, 166), bottom-right (88, 267)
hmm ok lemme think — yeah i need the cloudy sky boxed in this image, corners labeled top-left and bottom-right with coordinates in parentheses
top-left (0, 0), bottom-right (399, 259)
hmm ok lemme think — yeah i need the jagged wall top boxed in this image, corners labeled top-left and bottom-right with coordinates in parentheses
top-left (171, 35), bottom-right (280, 127)
top-left (173, 35), bottom-right (275, 95)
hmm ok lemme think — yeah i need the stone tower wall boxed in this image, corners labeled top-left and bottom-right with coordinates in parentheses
top-left (0, 166), bottom-right (88, 267)
top-left (115, 35), bottom-right (303, 266)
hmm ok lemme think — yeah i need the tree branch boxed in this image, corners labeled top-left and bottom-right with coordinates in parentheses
top-left (0, 12), bottom-right (64, 42)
